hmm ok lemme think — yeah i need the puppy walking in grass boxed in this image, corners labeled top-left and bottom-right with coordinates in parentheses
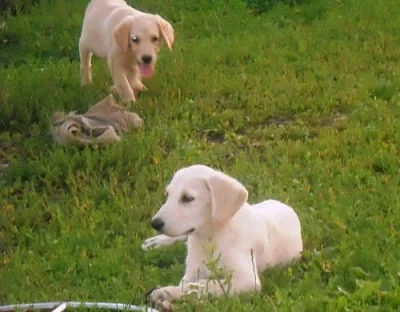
top-left (79, 0), bottom-right (174, 103)
top-left (142, 165), bottom-right (303, 306)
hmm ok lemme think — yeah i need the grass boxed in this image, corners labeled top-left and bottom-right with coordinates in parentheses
top-left (1, 0), bottom-right (400, 310)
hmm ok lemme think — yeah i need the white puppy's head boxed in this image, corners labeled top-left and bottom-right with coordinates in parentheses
top-left (150, 165), bottom-right (248, 237)
top-left (114, 14), bottom-right (174, 79)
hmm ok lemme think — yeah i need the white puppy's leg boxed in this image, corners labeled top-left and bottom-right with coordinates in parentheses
top-left (79, 40), bottom-right (93, 85)
top-left (149, 283), bottom-right (185, 303)
top-left (149, 279), bottom-right (227, 303)
top-left (149, 243), bottom-right (205, 302)
top-left (150, 274), bottom-right (260, 303)
top-left (141, 234), bottom-right (187, 251)
top-left (149, 253), bottom-right (261, 303)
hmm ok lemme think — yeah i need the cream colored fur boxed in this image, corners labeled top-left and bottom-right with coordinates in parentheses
top-left (142, 165), bottom-right (303, 305)
top-left (79, 0), bottom-right (174, 103)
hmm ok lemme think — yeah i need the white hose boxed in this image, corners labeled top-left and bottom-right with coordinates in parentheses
top-left (0, 302), bottom-right (158, 312)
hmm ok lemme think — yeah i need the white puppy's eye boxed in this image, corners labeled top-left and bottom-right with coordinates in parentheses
top-left (151, 36), bottom-right (159, 43)
top-left (131, 36), bottom-right (140, 43)
top-left (181, 194), bottom-right (194, 203)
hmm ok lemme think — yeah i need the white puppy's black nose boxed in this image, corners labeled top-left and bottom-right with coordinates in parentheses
top-left (142, 55), bottom-right (152, 64)
top-left (151, 218), bottom-right (164, 231)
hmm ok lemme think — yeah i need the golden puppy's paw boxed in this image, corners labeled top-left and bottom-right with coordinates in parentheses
top-left (111, 85), bottom-right (136, 103)
top-left (133, 81), bottom-right (147, 93)
top-left (80, 69), bottom-right (92, 86)
top-left (80, 76), bottom-right (92, 86)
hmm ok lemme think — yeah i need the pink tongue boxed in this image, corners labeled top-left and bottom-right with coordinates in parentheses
top-left (140, 64), bottom-right (154, 79)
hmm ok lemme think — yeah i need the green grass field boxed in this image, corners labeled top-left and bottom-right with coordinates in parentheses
top-left (1, 0), bottom-right (400, 310)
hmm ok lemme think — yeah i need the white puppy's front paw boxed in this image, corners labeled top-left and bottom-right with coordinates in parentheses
top-left (155, 300), bottom-right (172, 312)
top-left (141, 236), bottom-right (162, 251)
top-left (148, 287), bottom-right (172, 303)
top-left (141, 234), bottom-right (171, 251)
top-left (144, 287), bottom-right (173, 312)
top-left (186, 282), bottom-right (205, 296)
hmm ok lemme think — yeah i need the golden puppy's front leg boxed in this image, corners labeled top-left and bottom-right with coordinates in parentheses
top-left (126, 68), bottom-right (147, 97)
top-left (79, 43), bottom-right (93, 85)
top-left (132, 79), bottom-right (147, 94)
top-left (108, 57), bottom-right (135, 103)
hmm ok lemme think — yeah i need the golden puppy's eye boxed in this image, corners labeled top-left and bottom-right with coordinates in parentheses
top-left (181, 194), bottom-right (194, 203)
top-left (152, 36), bottom-right (159, 43)
top-left (132, 36), bottom-right (140, 43)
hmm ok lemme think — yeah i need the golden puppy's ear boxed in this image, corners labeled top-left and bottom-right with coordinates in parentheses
top-left (206, 172), bottom-right (248, 226)
top-left (114, 18), bottom-right (133, 53)
top-left (155, 15), bottom-right (174, 51)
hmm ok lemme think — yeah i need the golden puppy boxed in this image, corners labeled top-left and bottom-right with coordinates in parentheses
top-left (79, 0), bottom-right (174, 103)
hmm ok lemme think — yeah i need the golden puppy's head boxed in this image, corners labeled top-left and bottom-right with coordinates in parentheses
top-left (114, 14), bottom-right (174, 79)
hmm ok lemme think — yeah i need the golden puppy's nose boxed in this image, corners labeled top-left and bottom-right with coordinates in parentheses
top-left (142, 55), bottom-right (152, 64)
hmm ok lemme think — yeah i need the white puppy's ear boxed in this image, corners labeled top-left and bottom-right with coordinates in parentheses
top-left (114, 18), bottom-right (133, 54)
top-left (155, 15), bottom-right (174, 51)
top-left (206, 173), bottom-right (248, 225)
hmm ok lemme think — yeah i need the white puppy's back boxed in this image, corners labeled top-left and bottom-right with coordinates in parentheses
top-left (253, 200), bottom-right (303, 268)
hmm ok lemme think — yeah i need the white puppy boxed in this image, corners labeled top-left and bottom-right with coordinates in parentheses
top-left (79, 0), bottom-right (174, 103)
top-left (142, 165), bottom-right (303, 304)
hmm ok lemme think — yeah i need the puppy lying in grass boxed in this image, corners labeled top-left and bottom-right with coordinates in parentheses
top-left (79, 0), bottom-right (174, 103)
top-left (142, 165), bottom-right (303, 307)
